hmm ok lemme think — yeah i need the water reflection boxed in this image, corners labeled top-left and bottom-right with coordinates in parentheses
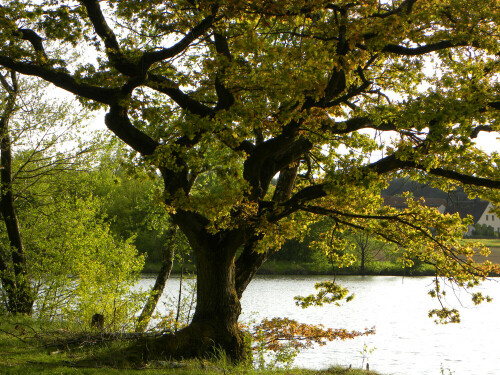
top-left (137, 275), bottom-right (500, 375)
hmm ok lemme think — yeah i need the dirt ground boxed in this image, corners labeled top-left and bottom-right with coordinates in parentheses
top-left (474, 247), bottom-right (500, 264)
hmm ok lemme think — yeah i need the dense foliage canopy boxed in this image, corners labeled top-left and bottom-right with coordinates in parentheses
top-left (2, 0), bottom-right (500, 359)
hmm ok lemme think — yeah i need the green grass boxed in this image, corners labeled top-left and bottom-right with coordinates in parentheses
top-left (0, 315), bottom-right (381, 375)
top-left (462, 238), bottom-right (500, 248)
top-left (257, 260), bottom-right (435, 276)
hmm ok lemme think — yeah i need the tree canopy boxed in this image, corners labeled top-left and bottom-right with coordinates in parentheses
top-left (1, 0), bottom-right (500, 361)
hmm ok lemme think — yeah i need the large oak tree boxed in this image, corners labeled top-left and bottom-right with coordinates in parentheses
top-left (2, 0), bottom-right (500, 361)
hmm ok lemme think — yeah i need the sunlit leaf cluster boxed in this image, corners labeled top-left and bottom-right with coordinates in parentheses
top-left (252, 317), bottom-right (375, 352)
top-left (2, 0), bottom-right (500, 328)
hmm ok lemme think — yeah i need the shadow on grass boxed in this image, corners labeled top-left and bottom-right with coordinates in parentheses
top-left (0, 316), bottom-right (382, 375)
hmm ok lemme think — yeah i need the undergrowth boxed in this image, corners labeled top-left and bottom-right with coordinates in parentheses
top-left (0, 315), bottom-right (381, 375)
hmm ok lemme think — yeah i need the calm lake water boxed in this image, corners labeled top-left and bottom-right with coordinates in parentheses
top-left (137, 275), bottom-right (500, 375)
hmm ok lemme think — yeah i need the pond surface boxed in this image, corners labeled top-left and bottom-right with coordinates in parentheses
top-left (137, 275), bottom-right (500, 375)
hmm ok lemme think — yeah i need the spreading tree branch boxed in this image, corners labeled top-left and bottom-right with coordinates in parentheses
top-left (0, 56), bottom-right (119, 104)
top-left (213, 32), bottom-right (235, 111)
top-left (370, 0), bottom-right (417, 18)
top-left (382, 41), bottom-right (470, 56)
top-left (142, 15), bottom-right (217, 69)
top-left (146, 74), bottom-right (214, 117)
top-left (104, 105), bottom-right (158, 155)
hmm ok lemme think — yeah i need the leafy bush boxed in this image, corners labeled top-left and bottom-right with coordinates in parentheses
top-left (21, 196), bottom-right (145, 330)
top-left (471, 223), bottom-right (498, 238)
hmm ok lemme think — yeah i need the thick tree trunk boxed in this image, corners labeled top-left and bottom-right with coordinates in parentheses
top-left (132, 230), bottom-right (248, 363)
top-left (130, 151), bottom-right (300, 363)
top-left (189, 240), bottom-right (245, 360)
top-left (0, 72), bottom-right (34, 315)
top-left (135, 224), bottom-right (177, 333)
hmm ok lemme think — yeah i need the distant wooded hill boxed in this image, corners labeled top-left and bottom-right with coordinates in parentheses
top-left (382, 178), bottom-right (470, 202)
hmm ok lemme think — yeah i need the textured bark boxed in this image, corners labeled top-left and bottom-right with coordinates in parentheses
top-left (235, 236), bottom-right (268, 299)
top-left (135, 224), bottom-right (177, 333)
top-left (134, 164), bottom-right (305, 360)
top-left (132, 228), bottom-right (248, 362)
top-left (0, 72), bottom-right (34, 314)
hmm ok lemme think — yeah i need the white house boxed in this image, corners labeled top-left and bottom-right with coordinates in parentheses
top-left (444, 200), bottom-right (498, 236)
top-left (474, 202), bottom-right (500, 233)
top-left (383, 196), bottom-right (499, 236)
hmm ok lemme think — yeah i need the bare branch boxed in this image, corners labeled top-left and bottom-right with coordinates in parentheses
top-left (18, 29), bottom-right (47, 60)
top-left (146, 74), bottom-right (214, 117)
top-left (369, 153), bottom-right (500, 189)
top-left (470, 125), bottom-right (495, 139)
top-left (105, 105), bottom-right (158, 156)
top-left (0, 56), bottom-right (119, 105)
top-left (382, 41), bottom-right (470, 56)
top-left (322, 116), bottom-right (397, 134)
top-left (370, 0), bottom-right (417, 18)
top-left (142, 15), bottom-right (216, 69)
top-left (213, 32), bottom-right (235, 111)
top-left (81, 0), bottom-right (136, 75)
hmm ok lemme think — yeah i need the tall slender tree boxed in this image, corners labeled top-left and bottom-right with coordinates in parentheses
top-left (1, 0), bottom-right (500, 360)
top-left (0, 69), bottom-right (97, 315)
top-left (0, 70), bottom-right (33, 314)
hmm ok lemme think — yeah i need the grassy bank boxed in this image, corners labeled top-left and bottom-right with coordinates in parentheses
top-left (142, 260), bottom-right (435, 276)
top-left (0, 316), bottom-right (380, 375)
top-left (143, 260), bottom-right (435, 277)
top-left (256, 260), bottom-right (435, 276)
top-left (462, 238), bottom-right (500, 248)
top-left (142, 238), bottom-right (500, 276)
